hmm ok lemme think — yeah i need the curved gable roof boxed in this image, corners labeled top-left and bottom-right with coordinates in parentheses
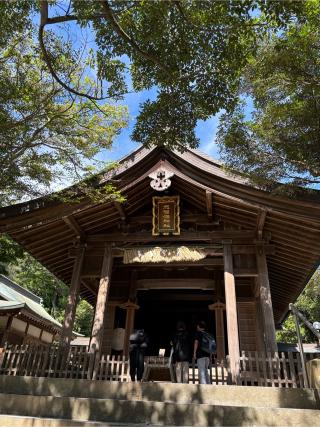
top-left (0, 146), bottom-right (319, 324)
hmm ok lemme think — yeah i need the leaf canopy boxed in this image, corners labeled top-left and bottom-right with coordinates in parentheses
top-left (40, 0), bottom-right (311, 150)
top-left (0, 3), bottom-right (127, 205)
top-left (217, 17), bottom-right (320, 190)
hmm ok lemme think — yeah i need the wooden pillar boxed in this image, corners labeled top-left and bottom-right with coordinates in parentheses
top-left (1, 315), bottom-right (13, 346)
top-left (101, 304), bottom-right (116, 355)
top-left (208, 302), bottom-right (226, 360)
top-left (90, 246), bottom-right (113, 353)
top-left (254, 284), bottom-right (265, 353)
top-left (223, 242), bottom-right (240, 384)
top-left (256, 244), bottom-right (277, 353)
top-left (60, 245), bottom-right (85, 345)
top-left (23, 323), bottom-right (30, 344)
top-left (121, 301), bottom-right (139, 357)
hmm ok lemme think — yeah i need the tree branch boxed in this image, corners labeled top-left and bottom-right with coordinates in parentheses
top-left (100, 1), bottom-right (171, 76)
top-left (46, 14), bottom-right (106, 25)
top-left (2, 87), bottom-right (62, 130)
top-left (174, 1), bottom-right (190, 24)
top-left (39, 24), bottom-right (110, 101)
top-left (39, 1), bottom-right (129, 102)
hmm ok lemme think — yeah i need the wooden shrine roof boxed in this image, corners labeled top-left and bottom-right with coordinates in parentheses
top-left (0, 274), bottom-right (62, 332)
top-left (0, 146), bottom-right (319, 324)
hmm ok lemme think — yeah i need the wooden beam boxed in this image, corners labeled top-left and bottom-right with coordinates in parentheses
top-left (24, 323), bottom-right (30, 343)
top-left (90, 246), bottom-right (113, 355)
top-left (121, 302), bottom-right (139, 357)
top-left (128, 214), bottom-right (220, 225)
top-left (76, 257), bottom-right (261, 280)
top-left (100, 304), bottom-right (116, 355)
top-left (60, 245), bottom-right (85, 346)
top-left (63, 215), bottom-right (85, 239)
top-left (1, 316), bottom-right (13, 346)
top-left (87, 230), bottom-right (255, 243)
top-left (114, 202), bottom-right (126, 221)
top-left (256, 244), bottom-right (277, 353)
top-left (141, 294), bottom-right (216, 302)
top-left (235, 244), bottom-right (275, 255)
top-left (254, 297), bottom-right (264, 352)
top-left (0, 200), bottom-right (89, 233)
top-left (209, 302), bottom-right (226, 360)
top-left (256, 209), bottom-right (267, 239)
top-left (223, 242), bottom-right (240, 384)
top-left (120, 259), bottom-right (224, 268)
top-left (136, 278), bottom-right (215, 290)
top-left (234, 268), bottom-right (258, 277)
top-left (81, 279), bottom-right (97, 296)
top-left (69, 244), bottom-right (275, 258)
top-left (206, 190), bottom-right (213, 218)
top-left (23, 229), bottom-right (71, 247)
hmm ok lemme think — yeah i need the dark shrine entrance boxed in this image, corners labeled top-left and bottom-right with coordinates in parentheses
top-left (135, 289), bottom-right (216, 357)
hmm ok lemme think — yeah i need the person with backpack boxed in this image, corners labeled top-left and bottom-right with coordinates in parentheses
top-left (193, 320), bottom-right (216, 384)
top-left (171, 321), bottom-right (191, 383)
top-left (129, 328), bottom-right (148, 381)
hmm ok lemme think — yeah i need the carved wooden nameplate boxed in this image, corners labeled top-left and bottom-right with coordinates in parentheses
top-left (152, 196), bottom-right (180, 236)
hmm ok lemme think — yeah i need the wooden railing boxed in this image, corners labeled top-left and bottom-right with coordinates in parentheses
top-left (0, 344), bottom-right (318, 388)
top-left (209, 357), bottom-right (229, 385)
top-left (239, 351), bottom-right (319, 388)
top-left (141, 355), bottom-right (229, 384)
top-left (94, 354), bottom-right (130, 381)
top-left (0, 344), bottom-right (130, 381)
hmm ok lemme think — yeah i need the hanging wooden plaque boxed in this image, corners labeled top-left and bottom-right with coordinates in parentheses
top-left (152, 196), bottom-right (180, 236)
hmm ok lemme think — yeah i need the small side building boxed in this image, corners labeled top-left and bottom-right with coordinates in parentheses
top-left (0, 274), bottom-right (62, 346)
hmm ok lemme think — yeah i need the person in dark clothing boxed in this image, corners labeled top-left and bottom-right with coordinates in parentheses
top-left (129, 329), bottom-right (148, 381)
top-left (171, 321), bottom-right (191, 383)
top-left (193, 320), bottom-right (210, 384)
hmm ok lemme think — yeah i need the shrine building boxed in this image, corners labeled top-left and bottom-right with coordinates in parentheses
top-left (0, 146), bottom-right (319, 384)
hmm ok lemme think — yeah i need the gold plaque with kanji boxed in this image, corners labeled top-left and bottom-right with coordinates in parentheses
top-left (152, 196), bottom-right (180, 236)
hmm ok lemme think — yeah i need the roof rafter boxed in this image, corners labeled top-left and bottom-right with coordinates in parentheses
top-left (62, 215), bottom-right (85, 240)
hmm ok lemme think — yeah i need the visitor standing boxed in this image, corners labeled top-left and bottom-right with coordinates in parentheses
top-left (193, 321), bottom-right (211, 384)
top-left (171, 321), bottom-right (191, 383)
top-left (129, 329), bottom-right (148, 381)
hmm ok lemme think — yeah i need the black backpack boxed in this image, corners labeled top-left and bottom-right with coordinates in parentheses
top-left (173, 331), bottom-right (190, 362)
top-left (130, 329), bottom-right (147, 349)
top-left (200, 331), bottom-right (217, 354)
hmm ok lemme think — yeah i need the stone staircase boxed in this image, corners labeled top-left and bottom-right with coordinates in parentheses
top-left (0, 376), bottom-right (319, 426)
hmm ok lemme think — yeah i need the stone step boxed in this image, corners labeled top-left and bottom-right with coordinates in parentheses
top-left (0, 376), bottom-right (319, 410)
top-left (0, 393), bottom-right (319, 426)
top-left (0, 415), bottom-right (167, 427)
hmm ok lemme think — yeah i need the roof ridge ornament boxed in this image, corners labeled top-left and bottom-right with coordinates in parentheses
top-left (149, 166), bottom-right (174, 191)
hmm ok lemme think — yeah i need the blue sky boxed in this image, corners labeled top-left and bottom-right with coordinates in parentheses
top-left (96, 88), bottom-right (223, 164)
top-left (97, 92), bottom-right (254, 164)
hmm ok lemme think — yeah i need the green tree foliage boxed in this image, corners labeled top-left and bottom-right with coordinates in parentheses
top-left (74, 299), bottom-right (94, 337)
top-left (39, 0), bottom-right (310, 150)
top-left (217, 16), bottom-right (320, 191)
top-left (2, 235), bottom-right (93, 336)
top-left (0, 3), bottom-right (127, 206)
top-left (277, 270), bottom-right (320, 343)
top-left (0, 235), bottom-right (24, 275)
top-left (0, 0), bottom-right (35, 48)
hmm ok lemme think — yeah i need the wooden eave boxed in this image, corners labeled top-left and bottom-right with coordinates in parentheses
top-left (18, 310), bottom-right (61, 335)
top-left (0, 146), bottom-right (319, 323)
